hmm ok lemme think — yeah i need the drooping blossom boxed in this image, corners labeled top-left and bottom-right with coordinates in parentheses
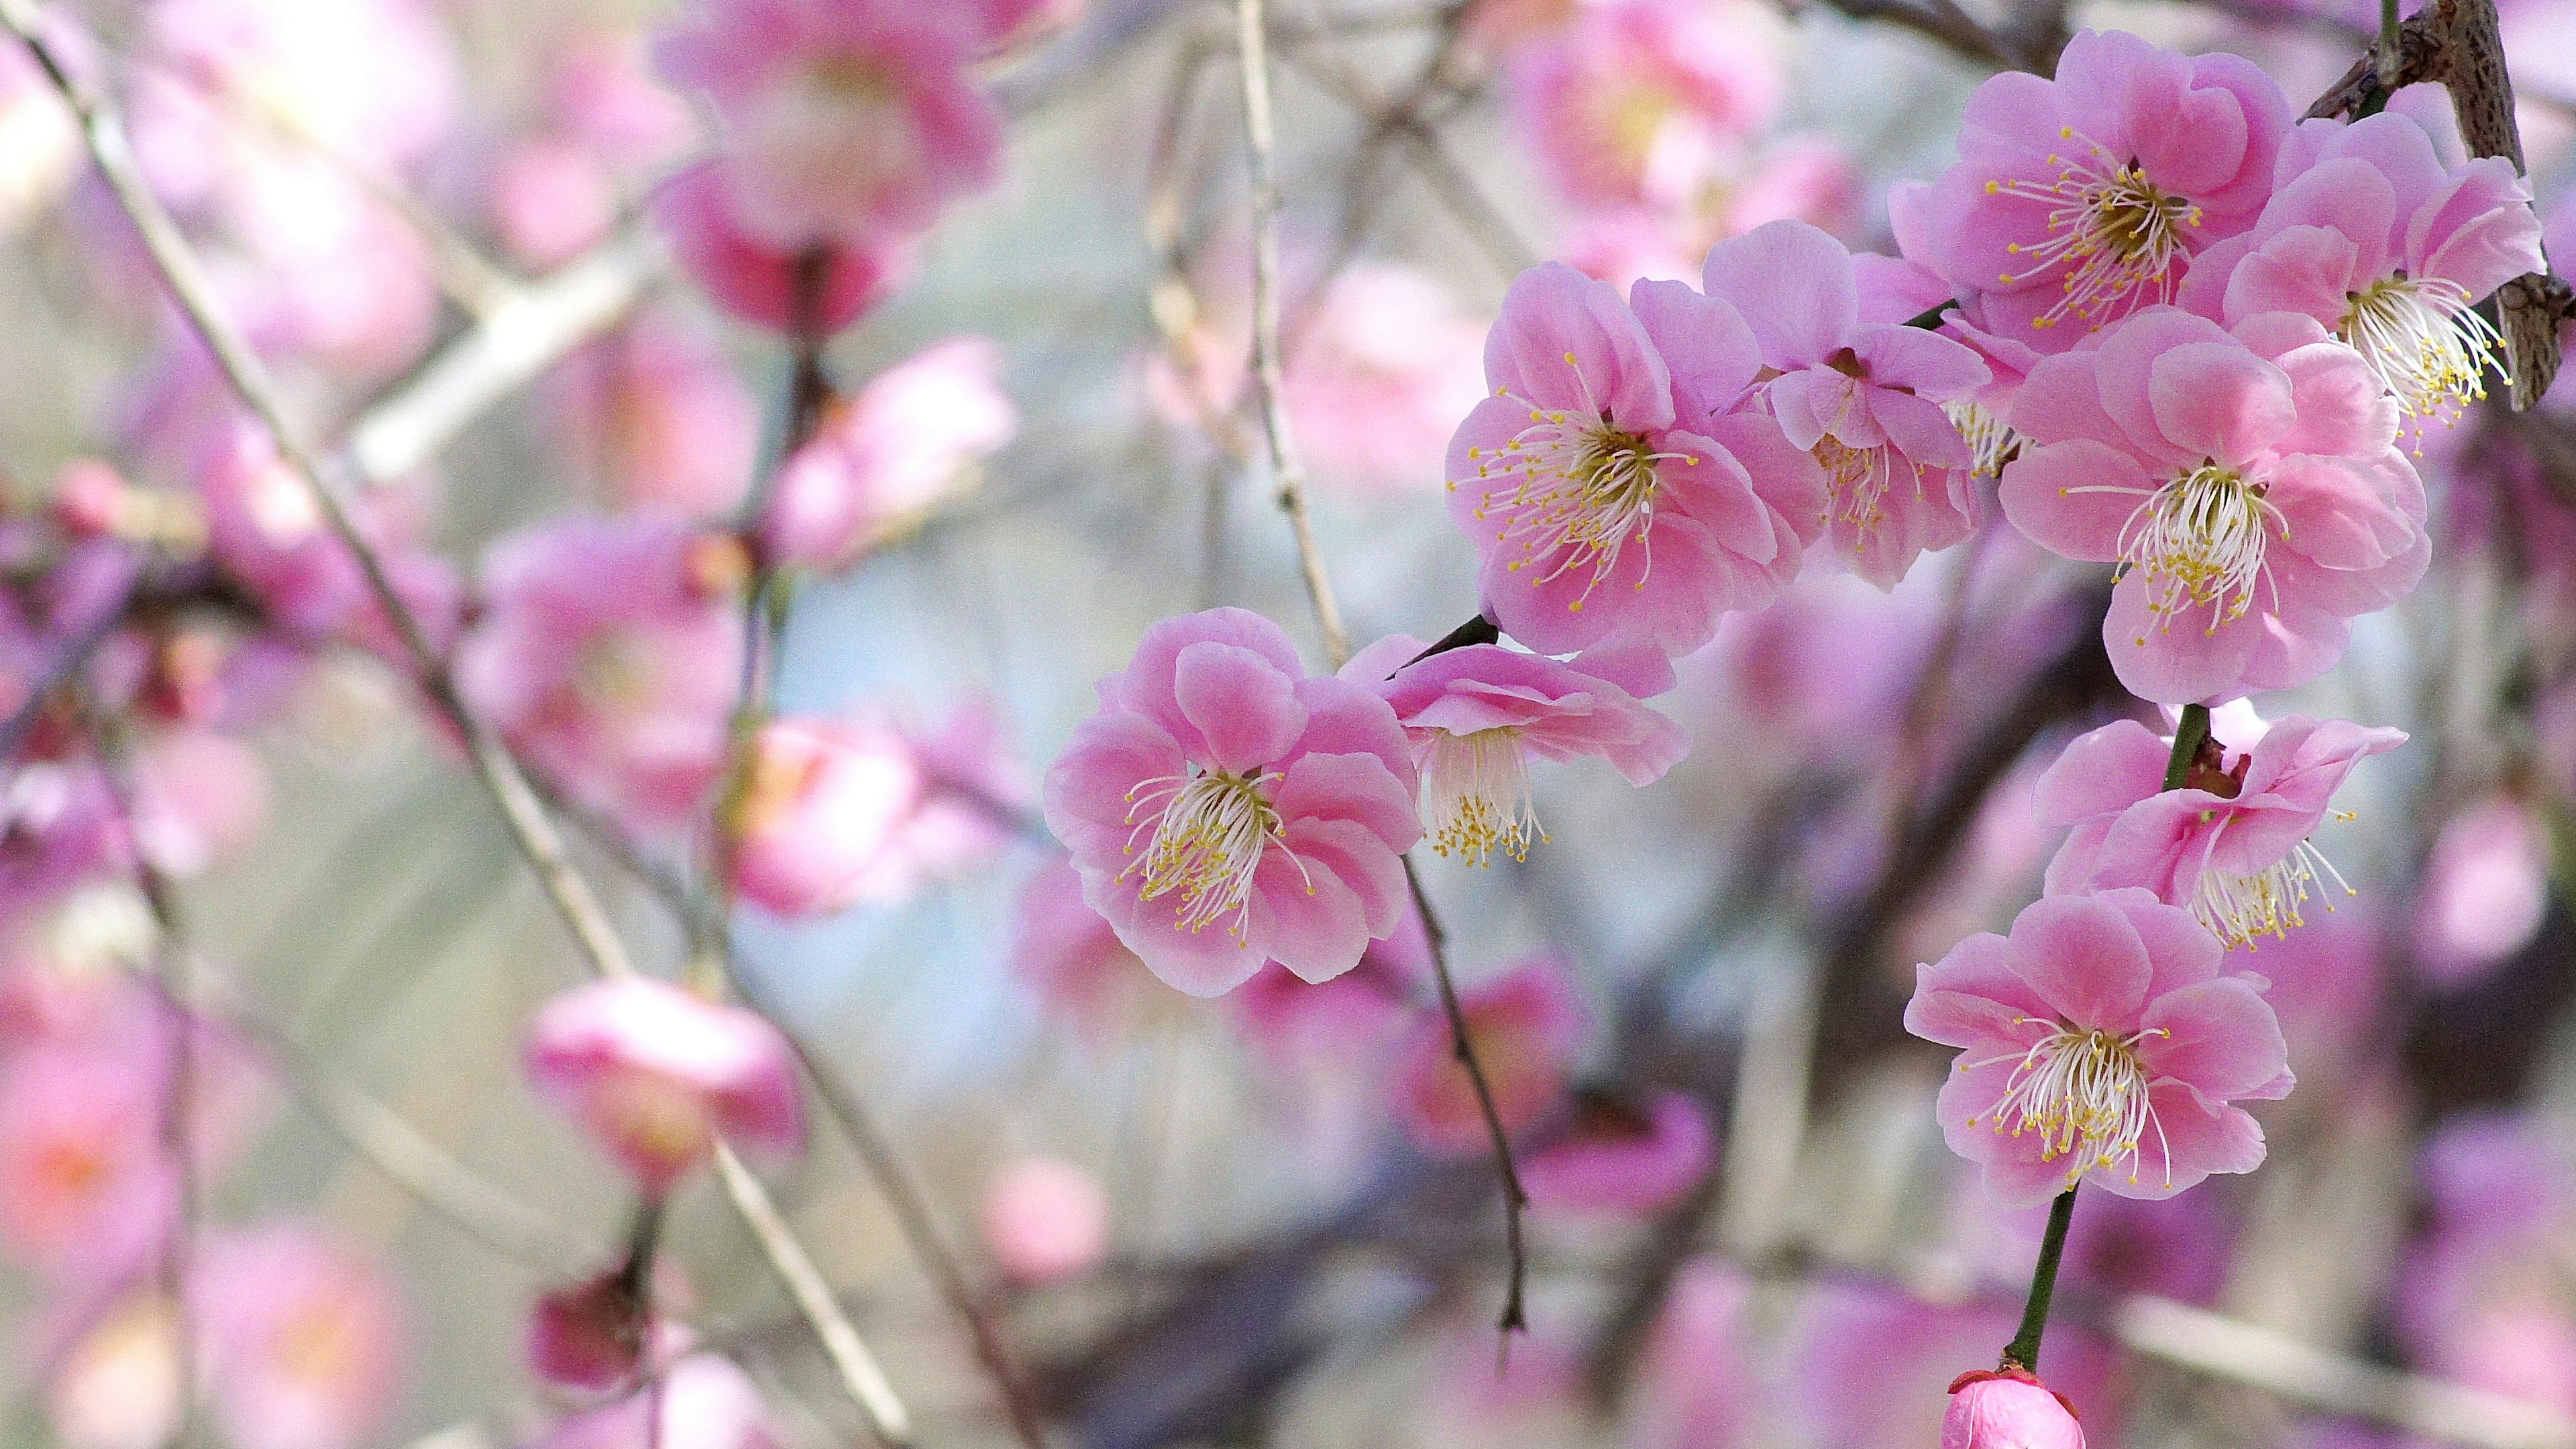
top-left (1907, 30), bottom-right (2289, 354)
top-left (534, 1351), bottom-right (780, 1449)
top-left (2179, 111), bottom-right (2545, 436)
top-left (1997, 309), bottom-right (2428, 702)
top-left (191, 1224), bottom-right (404, 1449)
top-left (1701, 221), bottom-right (1992, 587)
top-left (1503, 0), bottom-right (1782, 212)
top-left (524, 977), bottom-right (805, 1194)
top-left (2412, 795), bottom-right (2552, 984)
top-left (979, 1154), bottom-right (1111, 1284)
top-left (1392, 955), bottom-right (1586, 1154)
top-left (1343, 633), bottom-right (1686, 865)
top-left (1520, 1087), bottom-right (1711, 1217)
top-left (655, 0), bottom-right (1002, 251)
top-left (1444, 262), bottom-right (1824, 659)
top-left (728, 710), bottom-right (1016, 918)
top-left (549, 313), bottom-right (761, 519)
top-left (2035, 713), bottom-right (2404, 947)
top-left (759, 337), bottom-right (1016, 572)
top-left (1040, 608), bottom-right (1419, 996)
top-left (654, 165), bottom-right (903, 335)
top-left (1282, 264), bottom-right (1491, 494)
top-left (1943, 1370), bottom-right (2086, 1449)
top-left (454, 516), bottom-right (745, 833)
top-left (1905, 889), bottom-right (2292, 1203)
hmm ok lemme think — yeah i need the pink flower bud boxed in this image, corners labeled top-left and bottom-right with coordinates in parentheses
top-left (978, 1155), bottom-right (1110, 1285)
top-left (524, 979), bottom-right (805, 1195)
top-left (1943, 1369), bottom-right (2084, 1449)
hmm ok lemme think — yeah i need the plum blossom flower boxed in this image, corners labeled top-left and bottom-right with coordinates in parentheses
top-left (759, 337), bottom-right (1016, 572)
top-left (0, 1038), bottom-right (174, 1281)
top-left (2180, 111), bottom-right (2546, 438)
top-left (1905, 889), bottom-right (2292, 1203)
top-left (455, 517), bottom-right (745, 833)
top-left (1042, 609), bottom-right (1419, 996)
top-left (1997, 308), bottom-right (2428, 702)
top-left (1283, 264), bottom-right (1490, 494)
top-left (1521, 1089), bottom-right (1711, 1218)
top-left (1943, 1370), bottom-right (2086, 1449)
top-left (2412, 794), bottom-right (2552, 983)
top-left (1343, 633), bottom-right (1685, 865)
top-left (1392, 955), bottom-right (1586, 1153)
top-left (655, 0), bottom-right (1001, 251)
top-left (979, 1155), bottom-right (1110, 1284)
top-left (191, 1225), bottom-right (404, 1449)
top-left (535, 1351), bottom-right (778, 1449)
top-left (2036, 714), bottom-right (2404, 948)
top-left (524, 977), bottom-right (805, 1195)
top-left (548, 313), bottom-right (761, 519)
top-left (727, 710), bottom-right (1016, 918)
top-left (1503, 0), bottom-right (1782, 212)
top-left (1701, 221), bottom-right (1993, 587)
top-left (654, 166), bottom-right (903, 335)
top-left (1444, 262), bottom-right (1823, 659)
top-left (1909, 30), bottom-right (2289, 353)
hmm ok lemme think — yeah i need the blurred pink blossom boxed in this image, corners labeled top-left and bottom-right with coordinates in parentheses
top-left (127, 727), bottom-right (268, 880)
top-left (525, 976), bottom-right (806, 1195)
top-left (1393, 954), bottom-right (1585, 1154)
top-left (455, 517), bottom-right (745, 833)
top-left (0, 1038), bottom-right (174, 1281)
top-left (760, 337), bottom-right (1016, 571)
top-left (550, 314), bottom-right (762, 520)
top-left (2412, 795), bottom-right (2552, 984)
top-left (979, 1154), bottom-right (1111, 1284)
top-left (46, 1287), bottom-right (183, 1449)
top-left (1503, 0), bottom-right (1781, 212)
top-left (492, 138), bottom-right (621, 271)
top-left (1629, 1260), bottom-right (1756, 1449)
top-left (655, 165), bottom-right (904, 335)
top-left (1282, 265), bottom-right (1489, 494)
top-left (731, 708), bottom-right (1016, 918)
top-left (1010, 856), bottom-right (1157, 1036)
top-left (191, 1224), bottom-right (404, 1449)
top-left (533, 1352), bottom-right (779, 1449)
top-left (1521, 1088), bottom-right (1710, 1218)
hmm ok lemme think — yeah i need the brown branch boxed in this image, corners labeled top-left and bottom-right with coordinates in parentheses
top-left (1407, 859), bottom-right (1532, 1337)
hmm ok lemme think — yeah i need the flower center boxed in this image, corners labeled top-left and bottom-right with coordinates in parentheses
top-left (1813, 435), bottom-right (1923, 538)
top-left (1969, 1023), bottom-right (2171, 1187)
top-left (1121, 767), bottom-right (1292, 936)
top-left (2191, 836), bottom-right (2356, 947)
top-left (2339, 274), bottom-right (2509, 445)
top-left (1988, 133), bottom-right (2202, 332)
top-left (1944, 399), bottom-right (2023, 479)
top-left (1456, 353), bottom-right (1698, 612)
top-left (2067, 462), bottom-right (2284, 639)
top-left (1420, 727), bottom-right (1544, 866)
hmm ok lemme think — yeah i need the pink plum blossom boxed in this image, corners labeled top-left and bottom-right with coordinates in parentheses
top-left (535, 1352), bottom-right (779, 1449)
top-left (454, 517), bottom-right (745, 833)
top-left (1226, 902), bottom-right (1430, 1060)
top-left (1503, 0), bottom-right (1782, 212)
top-left (2179, 111), bottom-right (2545, 435)
top-left (0, 1038), bottom-right (174, 1281)
top-left (1444, 262), bottom-right (1824, 659)
top-left (1701, 221), bottom-right (1994, 587)
top-left (1908, 30), bottom-right (2290, 354)
top-left (759, 337), bottom-right (1017, 571)
top-left (1342, 633), bottom-right (1686, 864)
top-left (549, 313), bottom-right (761, 519)
top-left (1996, 308), bottom-right (2428, 702)
top-left (728, 710), bottom-right (1015, 918)
top-left (524, 976), bottom-right (805, 1195)
top-left (2412, 795), bottom-right (2552, 984)
top-left (655, 0), bottom-right (1002, 251)
top-left (0, 45), bottom-right (77, 237)
top-left (1943, 1370), bottom-right (2086, 1449)
top-left (655, 166), bottom-right (903, 335)
top-left (1283, 264), bottom-right (1491, 494)
top-left (1010, 855), bottom-right (1158, 1036)
top-left (527, 1271), bottom-right (651, 1392)
top-left (1630, 1262), bottom-right (1757, 1449)
top-left (979, 1154), bottom-right (1111, 1284)
top-left (1521, 1088), bottom-right (1711, 1217)
top-left (1905, 889), bottom-right (2292, 1203)
top-left (1392, 955), bottom-right (1586, 1154)
top-left (2035, 713), bottom-right (2404, 948)
top-left (1040, 608), bottom-right (1420, 996)
top-left (191, 1224), bottom-right (404, 1449)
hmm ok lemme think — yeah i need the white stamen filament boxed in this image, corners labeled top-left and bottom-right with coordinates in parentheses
top-left (1966, 1021), bottom-right (2174, 1188)
top-left (2191, 833), bottom-right (2357, 948)
top-left (1420, 727), bottom-right (1545, 866)
top-left (2339, 274), bottom-right (2510, 447)
top-left (2066, 462), bottom-right (2286, 639)
top-left (1945, 399), bottom-right (2024, 479)
top-left (1120, 767), bottom-right (1299, 936)
top-left (1454, 352), bottom-right (1697, 613)
top-left (1987, 127), bottom-right (2203, 333)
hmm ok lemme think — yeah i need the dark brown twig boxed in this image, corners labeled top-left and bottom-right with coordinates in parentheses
top-left (1406, 859), bottom-right (1532, 1337)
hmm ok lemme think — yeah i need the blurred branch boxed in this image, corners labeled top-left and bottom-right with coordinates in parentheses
top-left (0, 11), bottom-right (917, 1441)
top-left (1780, 0), bottom-right (2020, 70)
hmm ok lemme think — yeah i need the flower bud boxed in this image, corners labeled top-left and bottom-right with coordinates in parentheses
top-left (1943, 1369), bottom-right (2084, 1449)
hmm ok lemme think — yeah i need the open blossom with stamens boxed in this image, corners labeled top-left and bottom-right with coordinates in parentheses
top-left (1503, 0), bottom-right (1782, 212)
top-left (1342, 633), bottom-right (1686, 865)
top-left (524, 977), bottom-right (806, 1195)
top-left (1701, 221), bottom-right (1993, 588)
top-left (1998, 308), bottom-right (2428, 703)
top-left (2177, 111), bottom-right (2545, 441)
top-left (1907, 890), bottom-right (2291, 1204)
top-left (655, 0), bottom-right (1001, 251)
top-left (1040, 608), bottom-right (1420, 997)
top-left (1911, 30), bottom-right (2288, 355)
top-left (1445, 262), bottom-right (1824, 660)
top-left (2036, 713), bottom-right (2405, 948)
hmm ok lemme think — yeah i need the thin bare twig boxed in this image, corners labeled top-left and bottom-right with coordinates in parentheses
top-left (1405, 859), bottom-right (1532, 1336)
top-left (0, 12), bottom-right (913, 1440)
